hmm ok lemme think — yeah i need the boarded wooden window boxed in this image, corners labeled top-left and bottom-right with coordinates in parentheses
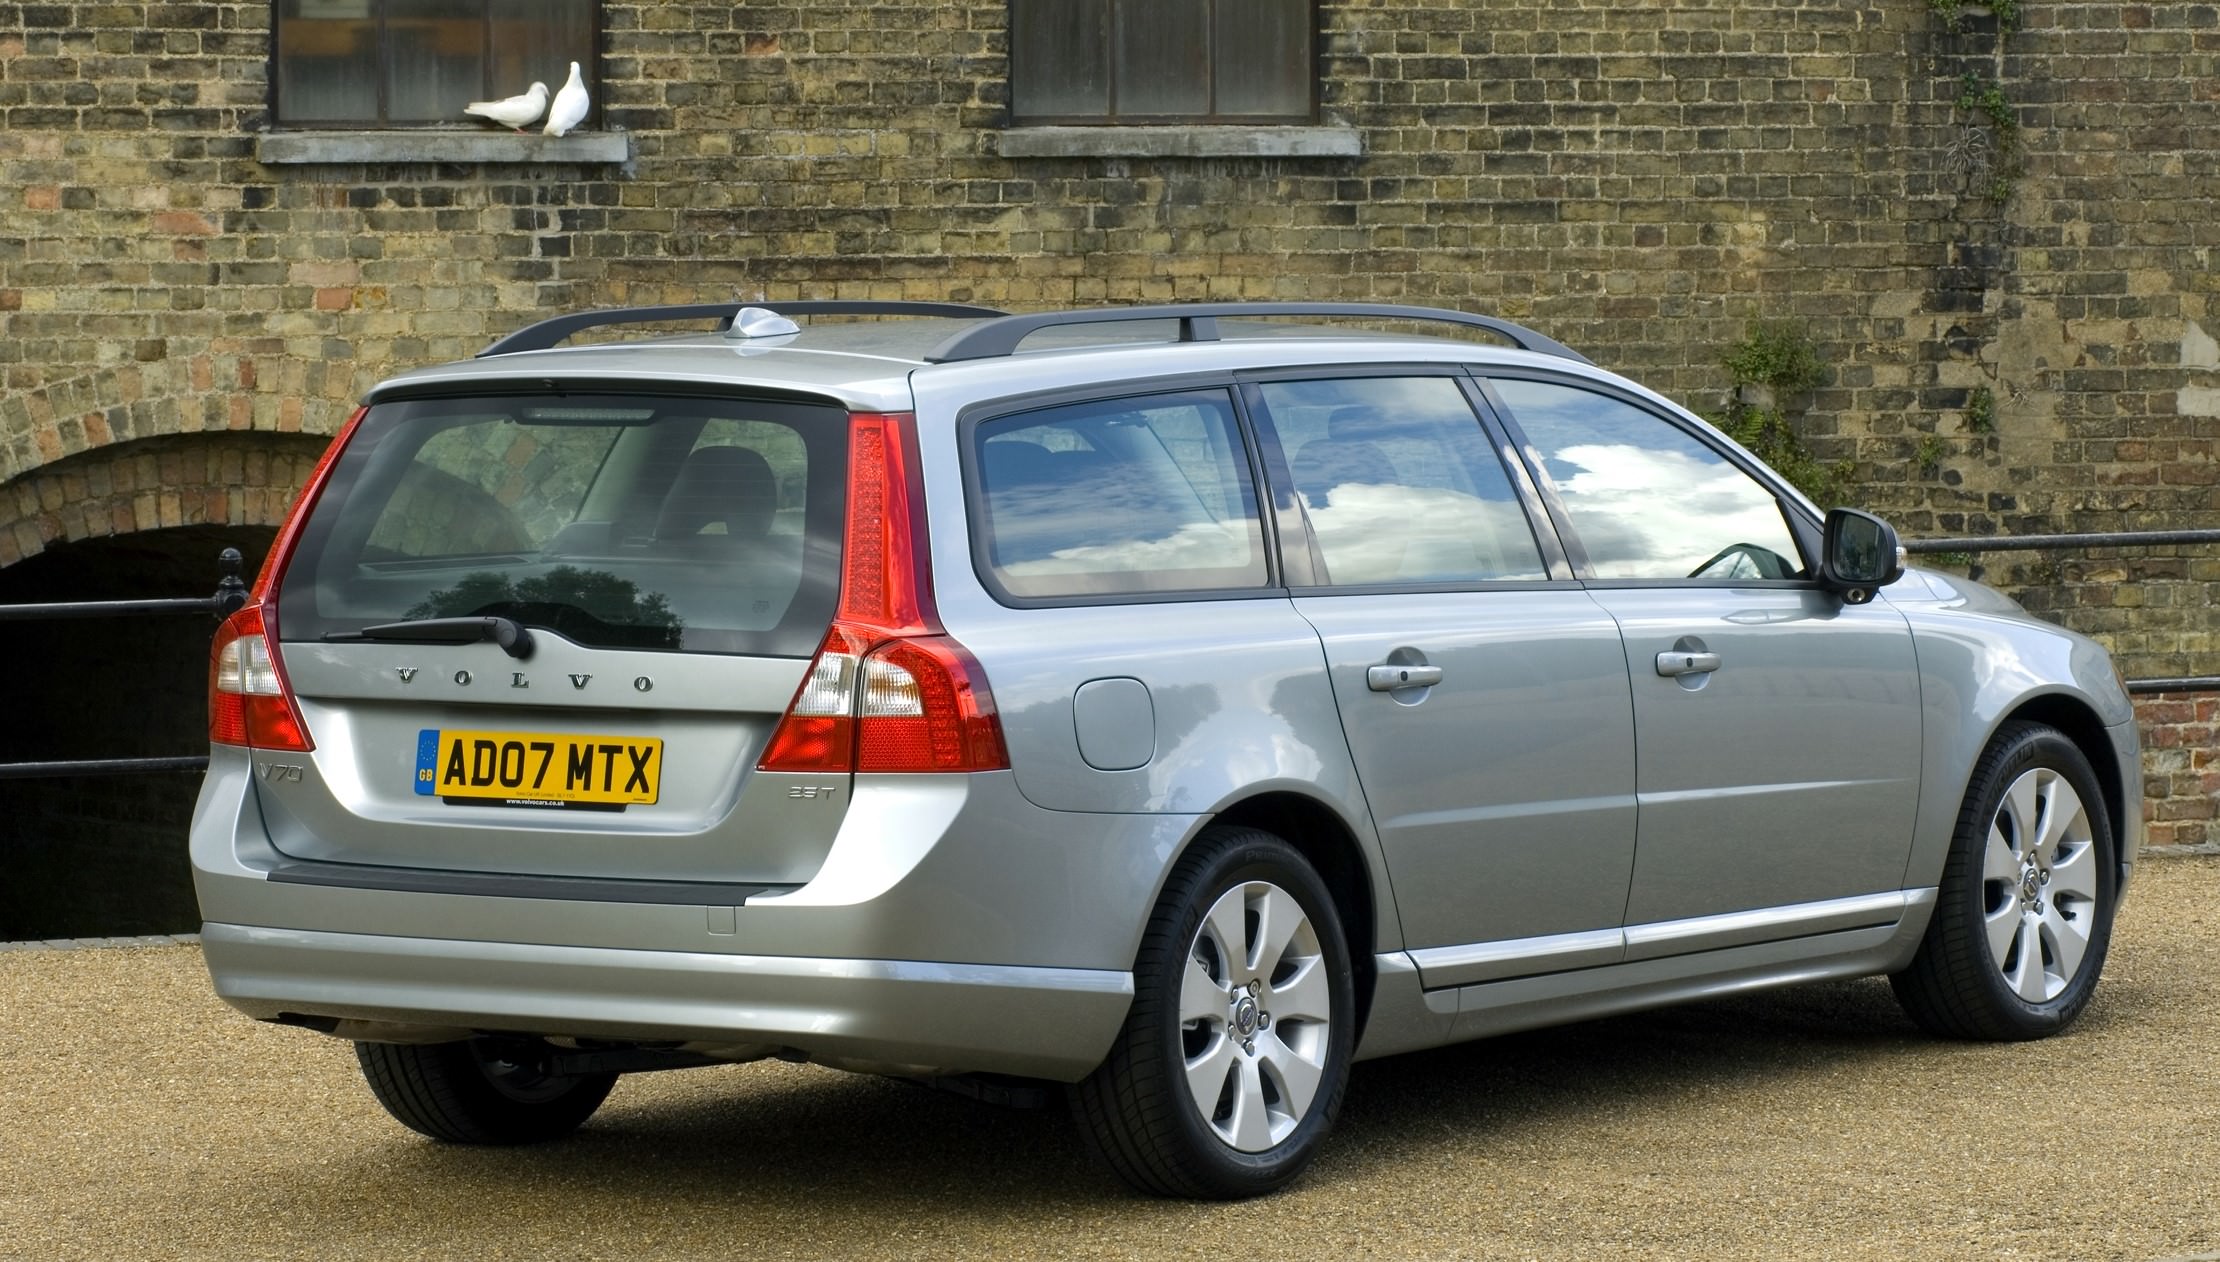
top-left (273, 0), bottom-right (597, 128)
top-left (1010, 0), bottom-right (1314, 124)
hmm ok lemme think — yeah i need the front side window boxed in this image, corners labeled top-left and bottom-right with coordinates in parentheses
top-left (1256, 376), bottom-right (1548, 586)
top-left (1492, 379), bottom-right (1805, 582)
top-left (973, 389), bottom-right (1268, 599)
top-left (274, 0), bottom-right (596, 128)
top-left (1010, 0), bottom-right (1314, 124)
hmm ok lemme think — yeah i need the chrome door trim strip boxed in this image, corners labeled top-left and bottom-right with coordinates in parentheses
top-left (1621, 889), bottom-right (1917, 962)
top-left (1409, 889), bottom-right (1935, 988)
top-left (1409, 927), bottom-right (1624, 989)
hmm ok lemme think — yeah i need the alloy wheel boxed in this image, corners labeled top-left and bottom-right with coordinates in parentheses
top-left (1178, 880), bottom-right (1334, 1152)
top-left (1981, 766), bottom-right (2099, 1003)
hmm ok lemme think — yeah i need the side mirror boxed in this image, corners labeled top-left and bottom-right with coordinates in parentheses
top-left (1819, 508), bottom-right (1904, 605)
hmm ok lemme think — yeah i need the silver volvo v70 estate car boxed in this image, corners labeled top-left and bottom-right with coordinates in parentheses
top-left (192, 301), bottom-right (2140, 1198)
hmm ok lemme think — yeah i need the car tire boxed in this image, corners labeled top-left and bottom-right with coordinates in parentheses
top-left (355, 1038), bottom-right (618, 1145)
top-left (1891, 721), bottom-right (2118, 1041)
top-left (1073, 825), bottom-right (1355, 1199)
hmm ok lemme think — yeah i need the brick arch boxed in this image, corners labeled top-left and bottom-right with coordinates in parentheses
top-left (0, 352), bottom-right (359, 490)
top-left (0, 432), bottom-right (333, 569)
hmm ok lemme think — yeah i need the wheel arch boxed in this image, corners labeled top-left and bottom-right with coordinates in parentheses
top-left (1888, 693), bottom-right (2127, 1040)
top-left (1996, 692), bottom-right (2132, 885)
top-left (1207, 790), bottom-right (1385, 1049)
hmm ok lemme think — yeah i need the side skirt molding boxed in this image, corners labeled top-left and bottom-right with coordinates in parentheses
top-left (1408, 888), bottom-right (1930, 990)
top-left (1355, 889), bottom-right (1937, 1061)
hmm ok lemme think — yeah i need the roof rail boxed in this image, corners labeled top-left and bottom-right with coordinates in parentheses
top-left (477, 300), bottom-right (1013, 358)
top-left (922, 302), bottom-right (1591, 365)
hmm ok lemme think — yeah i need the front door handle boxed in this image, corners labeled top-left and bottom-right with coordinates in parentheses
top-left (1367, 664), bottom-right (1444, 691)
top-left (1655, 650), bottom-right (1722, 677)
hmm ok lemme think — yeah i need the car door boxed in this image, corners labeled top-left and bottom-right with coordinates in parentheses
top-left (1246, 372), bottom-right (1638, 988)
top-left (1483, 376), bottom-right (1923, 953)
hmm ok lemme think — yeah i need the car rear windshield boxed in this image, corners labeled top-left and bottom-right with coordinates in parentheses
top-left (277, 392), bottom-right (847, 657)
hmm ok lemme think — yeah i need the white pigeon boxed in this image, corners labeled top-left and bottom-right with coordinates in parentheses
top-left (463, 81), bottom-right (548, 132)
top-left (543, 62), bottom-right (589, 137)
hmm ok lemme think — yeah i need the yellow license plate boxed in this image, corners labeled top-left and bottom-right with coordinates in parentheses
top-left (414, 729), bottom-right (662, 807)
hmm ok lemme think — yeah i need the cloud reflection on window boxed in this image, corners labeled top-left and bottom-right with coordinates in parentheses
top-left (1543, 441), bottom-right (1800, 579)
top-left (1001, 518), bottom-right (1258, 580)
top-left (1307, 482), bottom-right (1547, 584)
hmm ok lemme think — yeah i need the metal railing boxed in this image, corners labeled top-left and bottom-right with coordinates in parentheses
top-left (0, 548), bottom-right (248, 780)
top-left (1902, 529), bottom-right (2220, 695)
top-left (0, 528), bottom-right (2207, 782)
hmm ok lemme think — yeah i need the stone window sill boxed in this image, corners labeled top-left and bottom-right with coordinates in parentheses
top-left (989, 126), bottom-right (1362, 160)
top-left (256, 130), bottom-right (631, 166)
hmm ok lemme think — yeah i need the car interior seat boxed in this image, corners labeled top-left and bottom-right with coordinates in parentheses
top-left (653, 445), bottom-right (778, 557)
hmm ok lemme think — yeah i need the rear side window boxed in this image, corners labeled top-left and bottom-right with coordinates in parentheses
top-left (972, 389), bottom-right (1268, 599)
top-left (1255, 376), bottom-right (1547, 586)
top-left (278, 394), bottom-right (848, 656)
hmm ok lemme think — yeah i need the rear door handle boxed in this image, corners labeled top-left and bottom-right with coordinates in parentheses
top-left (1655, 651), bottom-right (1721, 677)
top-left (1367, 664), bottom-right (1444, 691)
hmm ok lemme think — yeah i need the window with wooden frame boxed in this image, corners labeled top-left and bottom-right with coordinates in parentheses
top-left (1009, 0), bottom-right (1315, 125)
top-left (272, 0), bottom-right (597, 128)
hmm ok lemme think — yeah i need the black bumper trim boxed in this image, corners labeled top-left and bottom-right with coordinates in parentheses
top-left (264, 859), bottom-right (797, 906)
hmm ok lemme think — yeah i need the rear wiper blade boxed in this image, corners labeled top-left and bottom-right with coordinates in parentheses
top-left (324, 616), bottom-right (535, 660)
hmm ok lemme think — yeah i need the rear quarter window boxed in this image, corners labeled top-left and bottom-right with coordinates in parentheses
top-left (971, 389), bottom-right (1269, 600)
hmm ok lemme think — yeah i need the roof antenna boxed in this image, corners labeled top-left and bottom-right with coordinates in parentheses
top-left (724, 307), bottom-right (801, 340)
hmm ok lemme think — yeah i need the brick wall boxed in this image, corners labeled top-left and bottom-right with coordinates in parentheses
top-left (2141, 692), bottom-right (2220, 850)
top-left (0, 0), bottom-right (2214, 842)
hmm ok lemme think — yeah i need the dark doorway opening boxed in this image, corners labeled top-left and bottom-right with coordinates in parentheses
top-left (0, 525), bottom-right (275, 940)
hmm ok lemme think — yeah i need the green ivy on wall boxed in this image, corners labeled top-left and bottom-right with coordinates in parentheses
top-left (1928, 0), bottom-right (2021, 34)
top-left (1929, 0), bottom-right (2024, 206)
top-left (1714, 322), bottom-right (1853, 506)
top-left (1954, 73), bottom-right (2022, 205)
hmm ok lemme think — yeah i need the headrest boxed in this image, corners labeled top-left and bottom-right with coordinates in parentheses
top-left (1290, 437), bottom-right (1399, 510)
top-left (982, 440), bottom-right (1060, 491)
top-left (656, 445), bottom-right (776, 540)
top-left (1326, 406), bottom-right (1378, 442)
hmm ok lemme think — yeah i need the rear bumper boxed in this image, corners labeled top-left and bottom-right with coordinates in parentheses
top-left (201, 922), bottom-right (1132, 1081)
top-left (192, 749), bottom-right (1191, 1081)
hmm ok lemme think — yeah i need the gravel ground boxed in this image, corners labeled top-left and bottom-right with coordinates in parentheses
top-left (3, 858), bottom-right (2216, 1262)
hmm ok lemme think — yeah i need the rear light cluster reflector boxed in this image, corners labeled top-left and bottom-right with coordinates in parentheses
top-left (756, 627), bottom-right (863, 772)
top-left (757, 412), bottom-right (1008, 775)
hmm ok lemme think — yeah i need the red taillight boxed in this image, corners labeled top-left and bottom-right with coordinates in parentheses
top-left (854, 636), bottom-right (1007, 772)
top-left (757, 412), bottom-right (1008, 775)
top-left (207, 404), bottom-right (364, 751)
top-left (209, 603), bottom-right (313, 751)
top-left (837, 411), bottom-right (932, 634)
